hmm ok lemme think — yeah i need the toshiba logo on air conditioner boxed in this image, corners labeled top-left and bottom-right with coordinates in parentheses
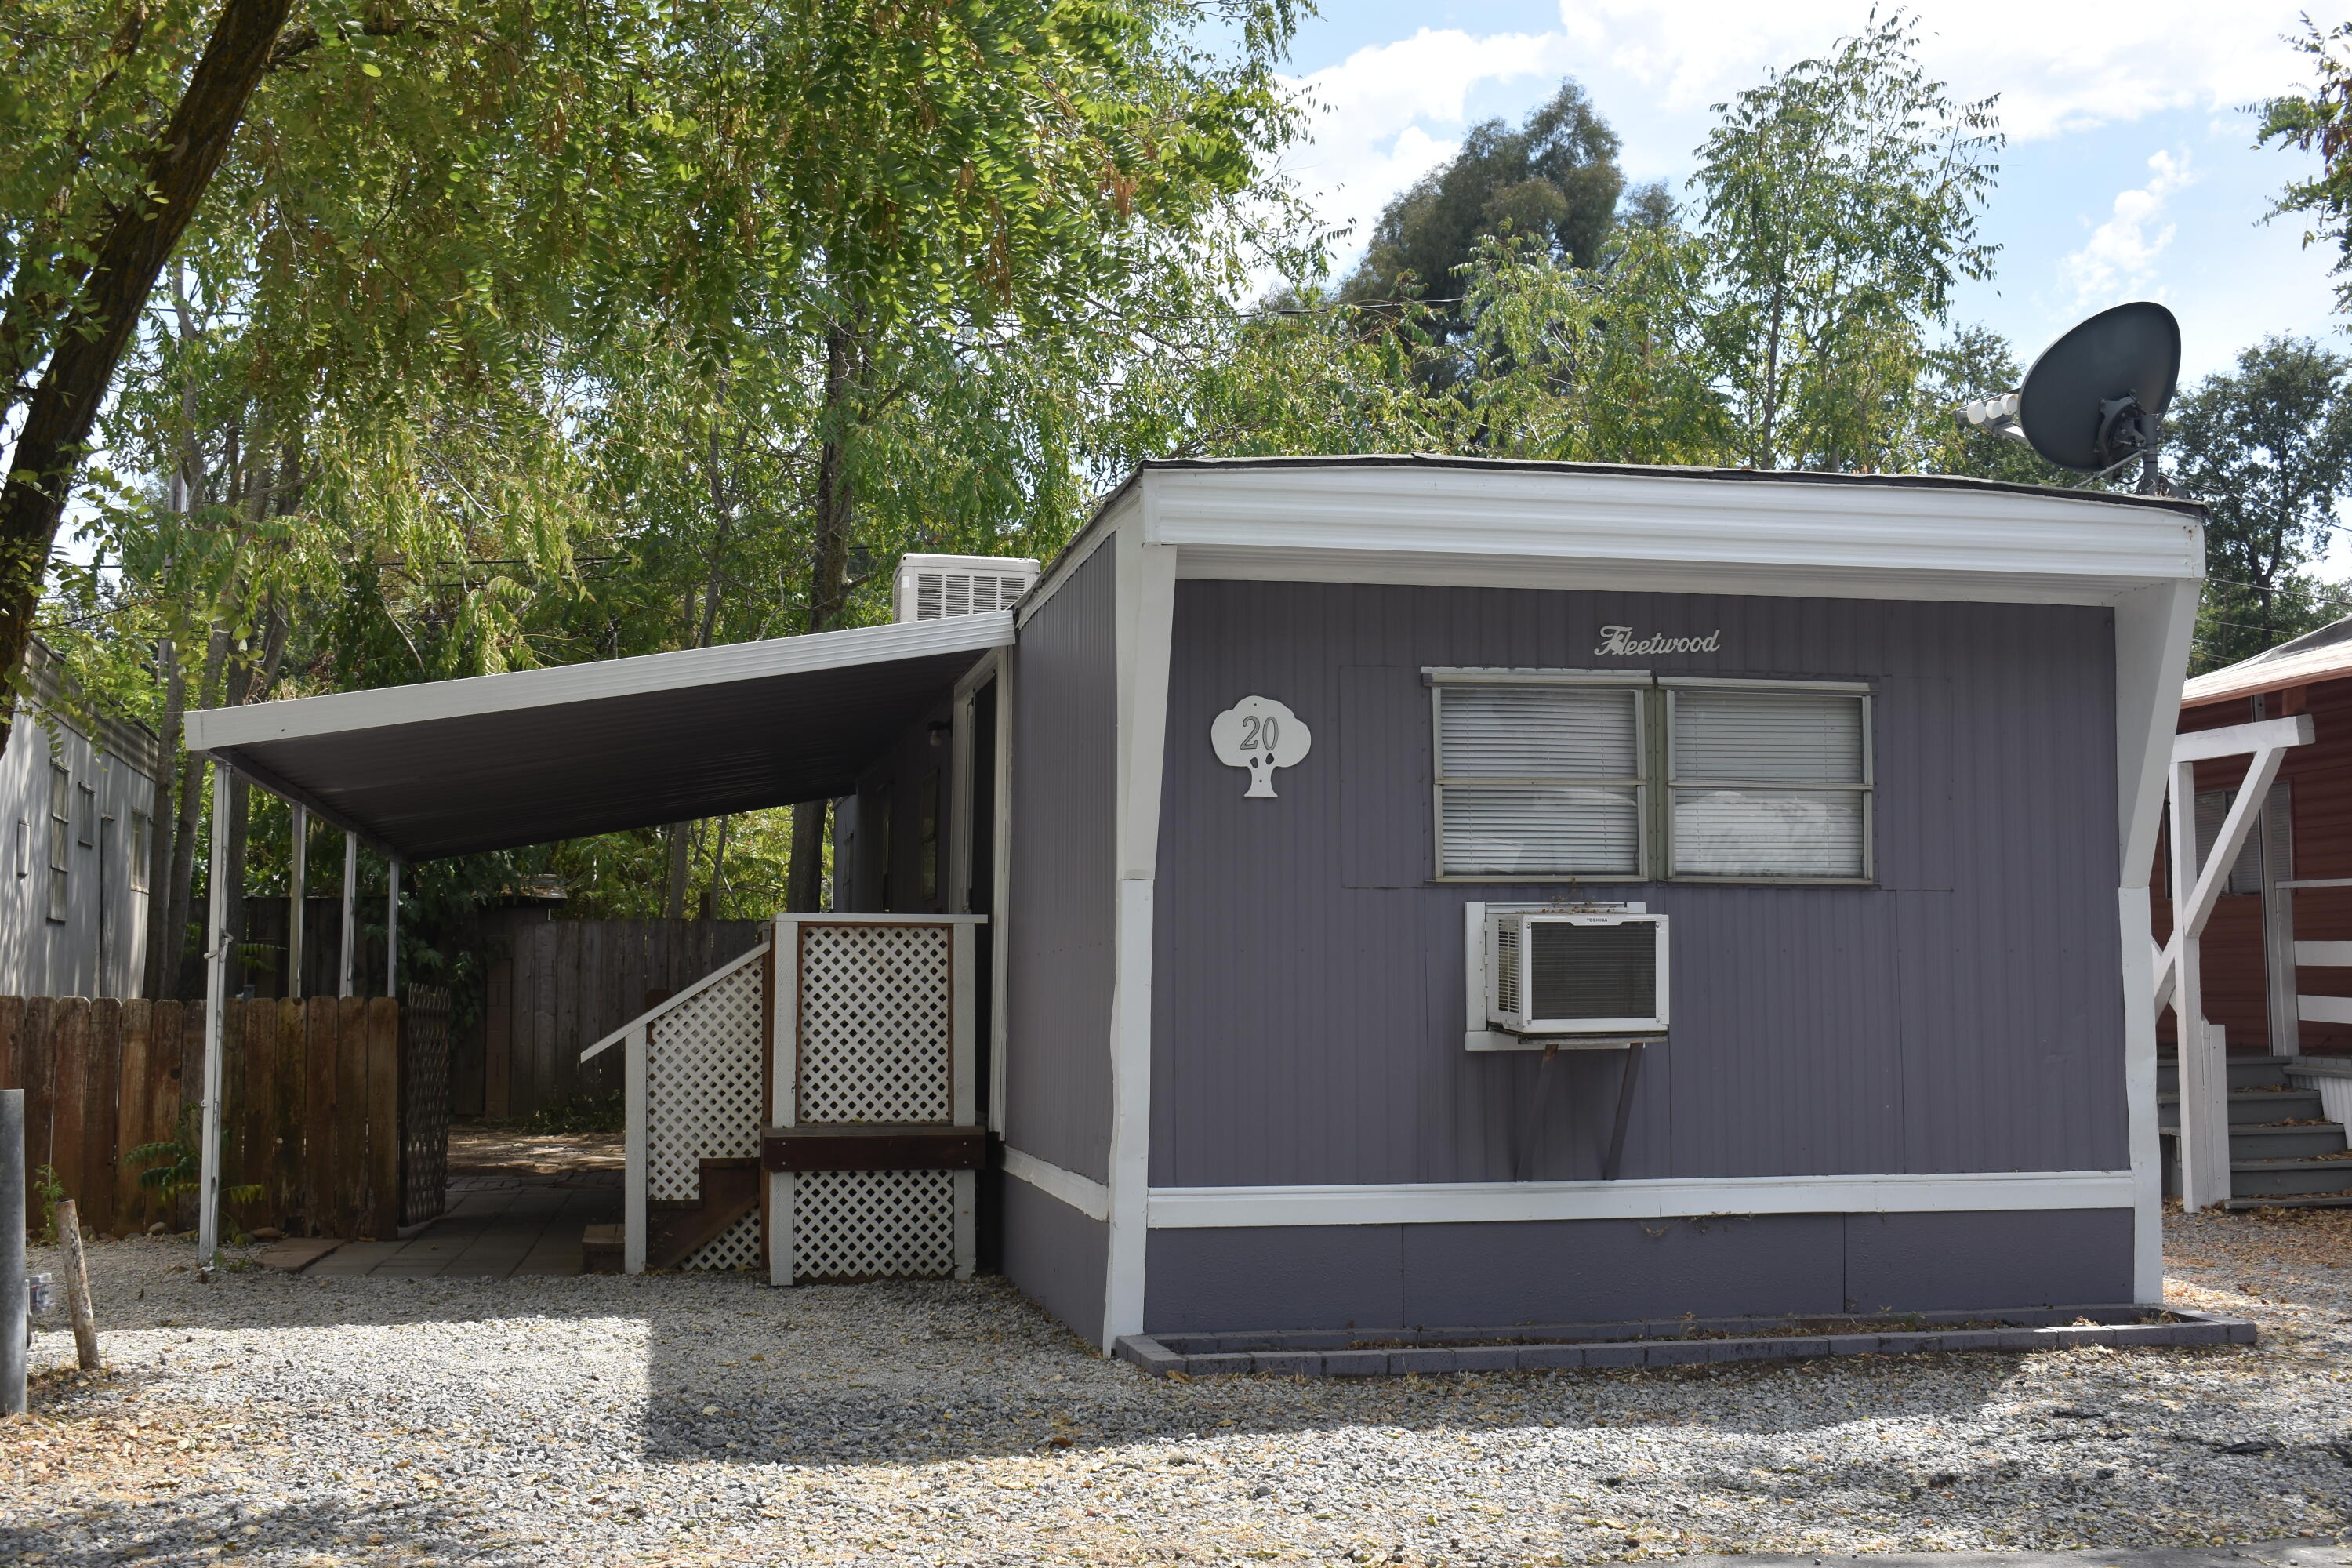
top-left (892, 554), bottom-right (1041, 624)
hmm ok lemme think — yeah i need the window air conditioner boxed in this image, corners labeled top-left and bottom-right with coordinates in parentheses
top-left (892, 554), bottom-right (1042, 624)
top-left (1485, 911), bottom-right (1668, 1037)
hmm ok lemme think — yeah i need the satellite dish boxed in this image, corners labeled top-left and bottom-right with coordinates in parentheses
top-left (2016, 301), bottom-right (2182, 486)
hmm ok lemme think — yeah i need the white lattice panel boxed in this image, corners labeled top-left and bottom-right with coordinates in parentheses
top-left (797, 924), bottom-right (953, 1123)
top-left (792, 1171), bottom-right (959, 1281)
top-left (685, 1210), bottom-right (762, 1272)
top-left (646, 960), bottom-right (764, 1203)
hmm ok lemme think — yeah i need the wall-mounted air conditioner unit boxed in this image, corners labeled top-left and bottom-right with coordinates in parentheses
top-left (892, 554), bottom-right (1041, 624)
top-left (1485, 911), bottom-right (1668, 1037)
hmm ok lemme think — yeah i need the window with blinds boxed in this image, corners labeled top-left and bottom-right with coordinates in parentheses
top-left (1434, 681), bottom-right (1647, 877)
top-left (2186, 779), bottom-right (2288, 896)
top-left (1430, 672), bottom-right (1874, 882)
top-left (1666, 684), bottom-right (1871, 879)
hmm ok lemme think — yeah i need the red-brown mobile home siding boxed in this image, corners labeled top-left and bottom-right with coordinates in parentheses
top-left (2161, 673), bottom-right (2352, 1055)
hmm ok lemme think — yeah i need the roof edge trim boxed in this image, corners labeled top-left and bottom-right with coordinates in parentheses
top-left (187, 611), bottom-right (1015, 754)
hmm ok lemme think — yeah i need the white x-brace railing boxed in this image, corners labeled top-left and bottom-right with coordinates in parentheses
top-left (2154, 713), bottom-right (2314, 1211)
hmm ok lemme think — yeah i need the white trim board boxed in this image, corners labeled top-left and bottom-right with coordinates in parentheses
top-left (1140, 466), bottom-right (2199, 604)
top-left (1002, 1146), bottom-right (1111, 1223)
top-left (187, 611), bottom-right (1015, 752)
top-left (1144, 1171), bottom-right (2134, 1229)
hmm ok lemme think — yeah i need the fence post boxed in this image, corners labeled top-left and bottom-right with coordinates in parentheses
top-left (2, 1087), bottom-right (25, 1414)
top-left (386, 858), bottom-right (401, 997)
top-left (54, 1198), bottom-right (98, 1372)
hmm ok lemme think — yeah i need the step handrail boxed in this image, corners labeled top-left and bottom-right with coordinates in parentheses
top-left (579, 938), bottom-right (771, 1064)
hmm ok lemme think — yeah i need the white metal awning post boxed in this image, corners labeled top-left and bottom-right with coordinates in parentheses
top-left (2154, 713), bottom-right (2314, 1212)
top-left (339, 833), bottom-right (357, 998)
top-left (196, 760), bottom-right (232, 1265)
top-left (289, 805), bottom-right (307, 1000)
top-left (386, 858), bottom-right (400, 996)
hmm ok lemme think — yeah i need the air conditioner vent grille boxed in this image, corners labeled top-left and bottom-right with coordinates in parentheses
top-left (895, 557), bottom-right (1040, 623)
top-left (1494, 924), bottom-right (1520, 1014)
top-left (1528, 920), bottom-right (1655, 1021)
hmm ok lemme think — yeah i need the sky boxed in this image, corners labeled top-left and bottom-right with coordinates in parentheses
top-left (1272, 0), bottom-right (2342, 386)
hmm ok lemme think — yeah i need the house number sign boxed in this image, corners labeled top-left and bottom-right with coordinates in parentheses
top-left (1211, 696), bottom-right (1312, 798)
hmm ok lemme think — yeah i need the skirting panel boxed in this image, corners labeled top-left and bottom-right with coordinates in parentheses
top-left (1004, 1170), bottom-right (1111, 1348)
top-left (1142, 1208), bottom-right (2136, 1335)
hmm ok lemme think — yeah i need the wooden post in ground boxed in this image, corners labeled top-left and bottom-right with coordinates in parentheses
top-left (289, 805), bottom-right (307, 1001)
top-left (53, 1199), bottom-right (98, 1372)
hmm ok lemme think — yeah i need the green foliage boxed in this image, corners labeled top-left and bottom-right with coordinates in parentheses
top-left (1693, 10), bottom-right (2001, 470)
top-left (28, 1164), bottom-right (67, 1245)
top-left (2259, 16), bottom-right (2352, 311)
top-left (125, 1105), bottom-right (267, 1212)
top-left (2165, 337), bottom-right (2352, 672)
top-left (1341, 80), bottom-right (1624, 337)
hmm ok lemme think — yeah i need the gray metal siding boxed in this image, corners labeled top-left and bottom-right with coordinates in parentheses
top-left (1004, 540), bottom-right (1118, 1181)
top-left (1142, 1210), bottom-right (2134, 1333)
top-left (1150, 583), bottom-right (2123, 1188)
top-left (1002, 1175), bottom-right (1111, 1347)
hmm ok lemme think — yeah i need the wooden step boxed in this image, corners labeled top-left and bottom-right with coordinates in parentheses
top-left (2230, 1153), bottom-right (2352, 1198)
top-left (582, 1224), bottom-right (624, 1275)
top-left (2156, 1057), bottom-right (2295, 1094)
top-left (2158, 1087), bottom-right (2325, 1126)
top-left (2223, 1190), bottom-right (2352, 1210)
top-left (644, 1157), bottom-right (760, 1270)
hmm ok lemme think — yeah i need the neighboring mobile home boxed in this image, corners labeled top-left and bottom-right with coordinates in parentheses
top-left (0, 639), bottom-right (159, 997)
top-left (2154, 619), bottom-right (2352, 1209)
top-left (187, 459), bottom-right (2206, 1352)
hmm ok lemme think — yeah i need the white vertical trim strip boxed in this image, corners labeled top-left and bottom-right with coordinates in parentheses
top-left (1001, 1145), bottom-right (1112, 1221)
top-left (1102, 509), bottom-right (1177, 1348)
top-left (2113, 577), bottom-right (2199, 1304)
top-left (989, 654), bottom-right (1014, 1132)
top-left (771, 914), bottom-right (800, 1286)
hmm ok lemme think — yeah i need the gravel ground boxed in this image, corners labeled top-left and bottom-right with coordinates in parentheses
top-left (2, 1210), bottom-right (2348, 1566)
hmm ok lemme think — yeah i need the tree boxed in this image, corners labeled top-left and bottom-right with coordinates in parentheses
top-left (2166, 336), bottom-right (2352, 671)
top-left (2259, 16), bottom-right (2352, 311)
top-left (1341, 81), bottom-right (1623, 339)
top-left (1693, 11), bottom-right (2001, 471)
top-left (1, 0), bottom-right (297, 755)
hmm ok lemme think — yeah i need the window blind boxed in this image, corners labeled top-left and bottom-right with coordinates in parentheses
top-left (1436, 685), bottom-right (1642, 876)
top-left (1669, 688), bottom-right (1869, 878)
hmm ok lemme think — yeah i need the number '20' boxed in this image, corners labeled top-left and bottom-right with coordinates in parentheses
top-left (1239, 713), bottom-right (1279, 752)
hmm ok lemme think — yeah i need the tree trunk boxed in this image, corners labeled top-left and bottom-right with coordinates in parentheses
top-left (139, 634), bottom-right (183, 998)
top-left (662, 822), bottom-right (693, 920)
top-left (0, 0), bottom-right (294, 757)
top-left (698, 814), bottom-right (732, 920)
top-left (787, 323), bottom-right (859, 913)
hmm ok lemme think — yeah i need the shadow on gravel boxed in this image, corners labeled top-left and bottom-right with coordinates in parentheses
top-left (0, 1490), bottom-right (510, 1567)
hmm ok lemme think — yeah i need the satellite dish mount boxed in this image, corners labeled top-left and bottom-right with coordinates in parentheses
top-left (1956, 301), bottom-right (2183, 495)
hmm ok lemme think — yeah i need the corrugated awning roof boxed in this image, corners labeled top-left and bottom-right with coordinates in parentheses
top-left (2182, 613), bottom-right (2352, 708)
top-left (183, 613), bottom-right (1012, 862)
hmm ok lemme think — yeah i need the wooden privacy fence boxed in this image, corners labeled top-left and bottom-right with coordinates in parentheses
top-left (0, 989), bottom-right (451, 1240)
top-left (466, 913), bottom-right (764, 1120)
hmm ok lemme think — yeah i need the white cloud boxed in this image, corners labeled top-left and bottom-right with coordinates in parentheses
top-left (2062, 150), bottom-right (2196, 307)
top-left (1553, 1), bottom-right (2307, 144)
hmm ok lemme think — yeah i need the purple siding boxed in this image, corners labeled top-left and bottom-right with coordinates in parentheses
top-left (1004, 541), bottom-right (1118, 1181)
top-left (1142, 1210), bottom-right (2132, 1333)
top-left (1149, 582), bottom-right (2124, 1189)
top-left (1002, 1175), bottom-right (1110, 1344)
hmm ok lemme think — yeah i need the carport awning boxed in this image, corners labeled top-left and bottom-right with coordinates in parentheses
top-left (183, 613), bottom-right (1012, 862)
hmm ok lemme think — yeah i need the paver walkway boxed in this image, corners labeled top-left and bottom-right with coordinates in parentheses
top-left (306, 1157), bottom-right (621, 1279)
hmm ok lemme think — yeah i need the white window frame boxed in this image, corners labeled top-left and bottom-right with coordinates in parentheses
top-left (1425, 669), bottom-right (1878, 887)
top-left (46, 763), bottom-right (71, 923)
top-left (1426, 668), bottom-right (1653, 884)
top-left (1661, 677), bottom-right (1875, 885)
